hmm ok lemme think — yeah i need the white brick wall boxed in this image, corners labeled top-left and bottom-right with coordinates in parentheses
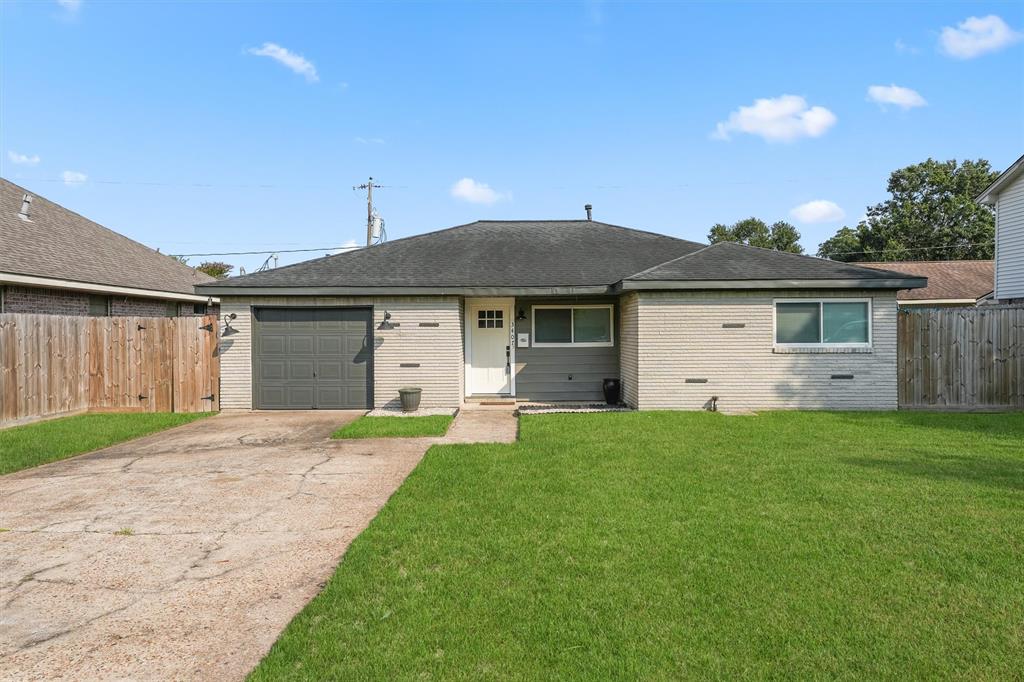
top-left (630, 289), bottom-right (899, 411)
top-left (217, 296), bottom-right (462, 410)
top-left (619, 292), bottom-right (640, 408)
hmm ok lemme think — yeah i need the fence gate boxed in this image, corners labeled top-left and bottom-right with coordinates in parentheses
top-left (0, 313), bottom-right (220, 426)
top-left (897, 305), bottom-right (1024, 410)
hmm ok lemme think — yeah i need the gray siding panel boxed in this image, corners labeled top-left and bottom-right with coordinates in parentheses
top-left (513, 297), bottom-right (619, 402)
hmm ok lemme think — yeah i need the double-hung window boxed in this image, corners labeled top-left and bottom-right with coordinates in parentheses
top-left (532, 305), bottom-right (614, 347)
top-left (774, 299), bottom-right (871, 348)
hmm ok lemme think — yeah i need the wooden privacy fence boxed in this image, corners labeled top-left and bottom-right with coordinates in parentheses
top-left (898, 305), bottom-right (1024, 410)
top-left (0, 313), bottom-right (219, 425)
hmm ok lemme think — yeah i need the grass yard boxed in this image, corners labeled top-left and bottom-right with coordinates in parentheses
top-left (0, 412), bottom-right (210, 475)
top-left (331, 415), bottom-right (453, 439)
top-left (252, 411), bottom-right (1024, 680)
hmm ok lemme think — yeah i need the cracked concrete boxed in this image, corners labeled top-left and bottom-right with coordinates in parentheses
top-left (0, 411), bottom-right (432, 681)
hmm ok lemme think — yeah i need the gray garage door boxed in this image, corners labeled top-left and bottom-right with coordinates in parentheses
top-left (253, 307), bottom-right (373, 409)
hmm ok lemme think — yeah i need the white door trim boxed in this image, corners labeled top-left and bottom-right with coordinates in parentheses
top-left (464, 297), bottom-right (515, 397)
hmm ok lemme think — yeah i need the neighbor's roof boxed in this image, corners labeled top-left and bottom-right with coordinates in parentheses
top-left (199, 221), bottom-right (926, 295)
top-left (977, 153), bottom-right (1024, 205)
top-left (858, 260), bottom-right (994, 302)
top-left (0, 178), bottom-right (214, 296)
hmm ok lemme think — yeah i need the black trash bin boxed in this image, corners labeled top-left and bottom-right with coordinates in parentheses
top-left (602, 378), bottom-right (621, 405)
top-left (398, 387), bottom-right (422, 412)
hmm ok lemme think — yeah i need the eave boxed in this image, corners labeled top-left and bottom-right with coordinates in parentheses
top-left (616, 277), bottom-right (928, 291)
top-left (1, 272), bottom-right (216, 303)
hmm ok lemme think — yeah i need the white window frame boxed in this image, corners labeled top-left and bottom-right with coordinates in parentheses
top-left (772, 298), bottom-right (872, 349)
top-left (531, 304), bottom-right (614, 348)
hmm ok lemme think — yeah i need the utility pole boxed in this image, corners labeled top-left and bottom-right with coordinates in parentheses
top-left (354, 177), bottom-right (383, 246)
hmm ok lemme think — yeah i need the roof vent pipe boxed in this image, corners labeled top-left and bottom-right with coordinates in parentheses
top-left (18, 194), bottom-right (32, 220)
top-left (585, 204), bottom-right (592, 221)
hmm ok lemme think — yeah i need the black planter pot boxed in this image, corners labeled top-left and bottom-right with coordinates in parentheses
top-left (398, 387), bottom-right (422, 412)
top-left (602, 378), bottom-right (621, 405)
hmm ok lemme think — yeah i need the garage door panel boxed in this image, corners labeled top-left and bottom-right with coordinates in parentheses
top-left (288, 336), bottom-right (315, 355)
top-left (259, 360), bottom-right (287, 381)
top-left (317, 360), bottom-right (344, 381)
top-left (254, 307), bottom-right (372, 409)
top-left (287, 360), bottom-right (315, 380)
top-left (317, 335), bottom-right (344, 355)
top-left (260, 335), bottom-right (287, 355)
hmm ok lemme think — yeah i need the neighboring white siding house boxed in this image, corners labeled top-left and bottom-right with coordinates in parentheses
top-left (979, 153), bottom-right (1024, 303)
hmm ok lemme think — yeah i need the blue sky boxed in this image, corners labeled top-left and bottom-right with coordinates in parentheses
top-left (2, 1), bottom-right (1022, 273)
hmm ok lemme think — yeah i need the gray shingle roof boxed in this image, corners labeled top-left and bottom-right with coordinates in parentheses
top-left (203, 220), bottom-right (706, 289)
top-left (200, 221), bottom-right (926, 293)
top-left (625, 242), bottom-right (921, 283)
top-left (1, 178), bottom-right (214, 295)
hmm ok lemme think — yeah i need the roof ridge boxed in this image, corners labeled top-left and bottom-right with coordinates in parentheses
top-left (859, 259), bottom-right (994, 265)
top-left (215, 220), bottom-right (488, 285)
top-left (622, 241), bottom-right (717, 280)
top-left (1, 177), bottom-right (214, 283)
top-left (713, 239), bottom-right (914, 275)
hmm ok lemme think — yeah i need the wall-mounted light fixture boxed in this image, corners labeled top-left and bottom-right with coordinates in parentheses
top-left (517, 308), bottom-right (527, 321)
top-left (222, 312), bottom-right (237, 334)
top-left (383, 311), bottom-right (392, 321)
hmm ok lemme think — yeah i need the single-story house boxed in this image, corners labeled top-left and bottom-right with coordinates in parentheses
top-left (197, 219), bottom-right (926, 412)
top-left (977, 152), bottom-right (1024, 304)
top-left (0, 178), bottom-right (218, 317)
top-left (858, 260), bottom-right (994, 307)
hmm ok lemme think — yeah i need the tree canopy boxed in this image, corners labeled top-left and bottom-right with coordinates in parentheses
top-left (817, 158), bottom-right (998, 262)
top-left (196, 261), bottom-right (234, 279)
top-left (708, 217), bottom-right (804, 254)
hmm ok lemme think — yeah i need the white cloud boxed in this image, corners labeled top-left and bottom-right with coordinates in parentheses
top-left (712, 95), bottom-right (837, 142)
top-left (62, 170), bottom-right (87, 186)
top-left (940, 15), bottom-right (1022, 59)
top-left (246, 42), bottom-right (319, 82)
top-left (894, 39), bottom-right (920, 55)
top-left (7, 151), bottom-right (41, 165)
top-left (354, 137), bottom-right (384, 145)
top-left (867, 84), bottom-right (927, 110)
top-left (330, 239), bottom-right (360, 255)
top-left (790, 200), bottom-right (845, 224)
top-left (56, 0), bottom-right (81, 12)
top-left (450, 178), bottom-right (506, 205)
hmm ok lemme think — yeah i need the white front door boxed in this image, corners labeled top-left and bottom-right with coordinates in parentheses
top-left (468, 300), bottom-right (513, 395)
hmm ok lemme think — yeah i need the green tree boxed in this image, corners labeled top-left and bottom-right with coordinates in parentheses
top-left (196, 261), bottom-right (233, 279)
top-left (817, 158), bottom-right (998, 262)
top-left (708, 217), bottom-right (804, 254)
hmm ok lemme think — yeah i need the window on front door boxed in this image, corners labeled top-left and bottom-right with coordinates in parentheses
top-left (477, 309), bottom-right (504, 329)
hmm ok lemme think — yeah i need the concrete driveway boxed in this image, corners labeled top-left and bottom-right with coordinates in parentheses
top-left (0, 411), bottom-right (433, 681)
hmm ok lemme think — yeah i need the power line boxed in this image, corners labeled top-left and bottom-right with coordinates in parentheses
top-left (169, 245), bottom-right (358, 258)
top-left (823, 242), bottom-right (994, 257)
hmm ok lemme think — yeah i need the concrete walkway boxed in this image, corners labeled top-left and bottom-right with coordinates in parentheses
top-left (443, 406), bottom-right (519, 444)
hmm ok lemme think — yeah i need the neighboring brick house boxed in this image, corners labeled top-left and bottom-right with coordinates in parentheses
top-left (1, 178), bottom-right (219, 317)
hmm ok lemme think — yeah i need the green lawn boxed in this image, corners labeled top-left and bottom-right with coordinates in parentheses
top-left (0, 412), bottom-right (210, 475)
top-left (252, 411), bottom-right (1024, 680)
top-left (331, 415), bottom-right (453, 439)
